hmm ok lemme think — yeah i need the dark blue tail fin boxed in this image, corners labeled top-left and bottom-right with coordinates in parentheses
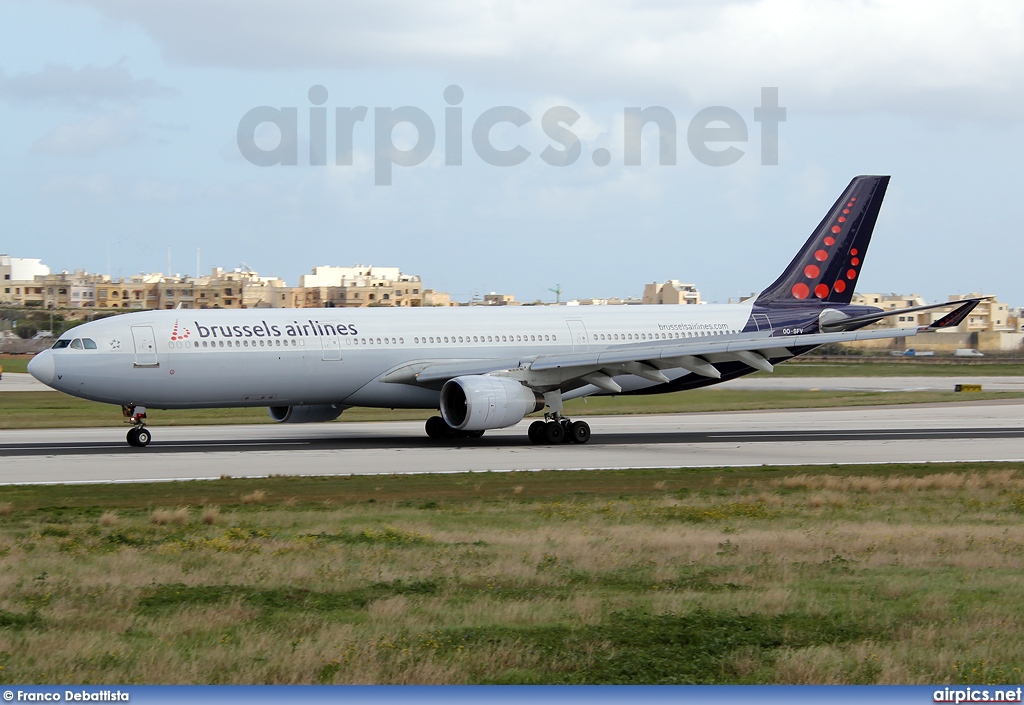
top-left (756, 175), bottom-right (889, 306)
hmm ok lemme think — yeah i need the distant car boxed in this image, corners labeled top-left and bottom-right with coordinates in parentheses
top-left (954, 348), bottom-right (985, 357)
top-left (890, 348), bottom-right (935, 357)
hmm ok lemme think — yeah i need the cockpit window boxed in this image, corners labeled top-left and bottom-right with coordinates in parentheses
top-left (70, 339), bottom-right (84, 349)
top-left (52, 339), bottom-right (71, 349)
top-left (83, 338), bottom-right (97, 350)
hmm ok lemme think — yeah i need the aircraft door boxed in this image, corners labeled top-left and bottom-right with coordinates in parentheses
top-left (567, 319), bottom-right (589, 352)
top-left (321, 334), bottom-right (341, 361)
top-left (131, 326), bottom-right (159, 367)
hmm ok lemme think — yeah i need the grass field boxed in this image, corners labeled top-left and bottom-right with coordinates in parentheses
top-left (761, 359), bottom-right (1024, 377)
top-left (1, 389), bottom-right (1022, 429)
top-left (0, 356), bottom-right (29, 374)
top-left (0, 463), bottom-right (1022, 684)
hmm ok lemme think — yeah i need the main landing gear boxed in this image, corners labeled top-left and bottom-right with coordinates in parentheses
top-left (122, 405), bottom-right (151, 447)
top-left (528, 417), bottom-right (591, 445)
top-left (424, 416), bottom-right (485, 440)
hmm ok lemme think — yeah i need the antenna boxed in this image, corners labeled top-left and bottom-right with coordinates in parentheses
top-left (548, 284), bottom-right (563, 304)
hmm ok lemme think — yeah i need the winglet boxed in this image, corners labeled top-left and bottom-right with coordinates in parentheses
top-left (926, 299), bottom-right (980, 330)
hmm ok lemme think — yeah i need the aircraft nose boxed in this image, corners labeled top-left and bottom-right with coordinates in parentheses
top-left (27, 349), bottom-right (55, 386)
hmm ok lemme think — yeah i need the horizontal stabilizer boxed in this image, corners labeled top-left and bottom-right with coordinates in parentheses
top-left (820, 297), bottom-right (989, 333)
top-left (927, 299), bottom-right (981, 330)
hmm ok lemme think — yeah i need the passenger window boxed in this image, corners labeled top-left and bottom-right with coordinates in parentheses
top-left (83, 338), bottom-right (97, 349)
top-left (70, 339), bottom-right (83, 349)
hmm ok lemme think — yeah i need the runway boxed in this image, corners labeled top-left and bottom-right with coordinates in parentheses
top-left (1, 399), bottom-right (1022, 484)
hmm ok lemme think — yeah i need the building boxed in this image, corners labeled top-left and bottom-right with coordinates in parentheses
top-left (1, 255), bottom-right (51, 307)
top-left (843, 292), bottom-right (1022, 353)
top-left (94, 274), bottom-right (160, 310)
top-left (482, 293), bottom-right (517, 306)
top-left (422, 289), bottom-right (453, 307)
top-left (945, 293), bottom-right (1014, 333)
top-left (297, 265), bottom-right (429, 308)
top-left (642, 280), bottom-right (702, 305)
top-left (850, 293), bottom-right (930, 328)
top-left (0, 255), bottom-right (49, 282)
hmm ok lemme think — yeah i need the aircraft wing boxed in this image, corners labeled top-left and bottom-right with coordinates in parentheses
top-left (384, 298), bottom-right (980, 393)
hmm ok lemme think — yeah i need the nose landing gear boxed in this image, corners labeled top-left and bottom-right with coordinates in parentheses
top-left (122, 405), bottom-right (151, 447)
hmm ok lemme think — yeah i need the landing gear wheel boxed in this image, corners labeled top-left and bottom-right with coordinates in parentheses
top-left (568, 421), bottom-right (591, 444)
top-left (126, 427), bottom-right (151, 447)
top-left (461, 429), bottom-right (485, 439)
top-left (528, 420), bottom-right (546, 444)
top-left (425, 416), bottom-right (451, 440)
top-left (543, 421), bottom-right (565, 444)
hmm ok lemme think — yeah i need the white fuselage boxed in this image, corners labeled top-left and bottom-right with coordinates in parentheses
top-left (29, 303), bottom-right (756, 409)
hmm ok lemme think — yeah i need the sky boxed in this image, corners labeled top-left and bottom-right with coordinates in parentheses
top-left (1, 0), bottom-right (1022, 305)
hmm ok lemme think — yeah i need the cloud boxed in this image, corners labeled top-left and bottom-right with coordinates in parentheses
top-left (0, 60), bottom-right (178, 108)
top-left (65, 0), bottom-right (1024, 119)
top-left (29, 110), bottom-right (142, 156)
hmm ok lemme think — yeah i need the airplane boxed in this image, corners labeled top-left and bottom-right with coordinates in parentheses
top-left (28, 175), bottom-right (980, 448)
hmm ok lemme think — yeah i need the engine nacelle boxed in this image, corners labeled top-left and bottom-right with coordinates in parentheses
top-left (267, 404), bottom-right (346, 424)
top-left (440, 376), bottom-right (544, 431)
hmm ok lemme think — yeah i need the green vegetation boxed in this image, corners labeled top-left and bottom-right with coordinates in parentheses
top-left (1, 389), bottom-right (1022, 429)
top-left (0, 462), bottom-right (1022, 684)
top-left (759, 359), bottom-right (1024, 377)
top-left (0, 356), bottom-right (29, 374)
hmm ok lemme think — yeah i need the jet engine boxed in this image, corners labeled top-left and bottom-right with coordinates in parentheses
top-left (440, 376), bottom-right (544, 431)
top-left (267, 404), bottom-right (346, 423)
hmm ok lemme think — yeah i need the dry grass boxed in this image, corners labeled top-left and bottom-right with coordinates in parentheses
top-left (2, 464), bottom-right (1024, 684)
top-left (773, 469), bottom-right (1024, 493)
top-left (0, 501), bottom-right (12, 516)
top-left (241, 490), bottom-right (267, 504)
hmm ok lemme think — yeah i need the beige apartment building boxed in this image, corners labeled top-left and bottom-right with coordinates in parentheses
top-left (642, 280), bottom-right (702, 305)
top-left (297, 265), bottom-right (430, 308)
top-left (1, 255), bottom-right (50, 307)
top-left (847, 292), bottom-right (1022, 352)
